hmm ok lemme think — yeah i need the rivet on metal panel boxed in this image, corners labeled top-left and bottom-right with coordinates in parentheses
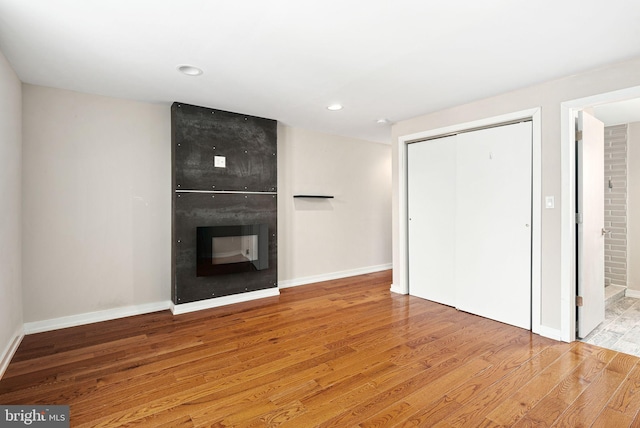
top-left (211, 195), bottom-right (215, 198)
top-left (177, 194), bottom-right (181, 198)
top-left (244, 150), bottom-right (248, 153)
top-left (177, 184), bottom-right (181, 187)
top-left (244, 117), bottom-right (248, 120)
top-left (212, 185), bottom-right (215, 188)
top-left (177, 143), bottom-right (181, 147)
top-left (177, 240), bottom-right (181, 243)
top-left (213, 146), bottom-right (216, 150)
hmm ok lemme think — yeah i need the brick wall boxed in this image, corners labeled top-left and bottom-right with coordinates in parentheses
top-left (604, 124), bottom-right (628, 288)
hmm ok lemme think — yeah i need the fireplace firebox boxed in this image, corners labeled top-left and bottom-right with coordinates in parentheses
top-left (197, 224), bottom-right (268, 276)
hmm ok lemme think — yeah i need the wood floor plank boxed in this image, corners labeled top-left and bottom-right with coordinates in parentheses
top-left (2, 270), bottom-right (640, 427)
top-left (601, 358), bottom-right (640, 419)
top-left (366, 347), bottom-right (496, 426)
top-left (484, 341), bottom-right (580, 426)
top-left (358, 318), bottom-right (516, 426)
top-left (512, 343), bottom-right (619, 427)
top-left (550, 351), bottom-right (637, 427)
top-left (591, 407), bottom-right (634, 428)
top-left (434, 340), bottom-right (570, 427)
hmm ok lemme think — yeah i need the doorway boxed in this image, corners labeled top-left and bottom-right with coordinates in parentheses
top-left (561, 87), bottom-right (640, 351)
top-left (579, 106), bottom-right (640, 356)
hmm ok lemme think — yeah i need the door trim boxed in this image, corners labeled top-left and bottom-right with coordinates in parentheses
top-left (560, 85), bottom-right (640, 342)
top-left (396, 108), bottom-right (542, 334)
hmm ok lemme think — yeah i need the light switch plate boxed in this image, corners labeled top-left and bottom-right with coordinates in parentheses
top-left (214, 156), bottom-right (226, 168)
top-left (545, 196), bottom-right (554, 209)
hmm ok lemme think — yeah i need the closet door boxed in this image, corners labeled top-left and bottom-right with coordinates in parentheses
top-left (408, 135), bottom-right (457, 306)
top-left (455, 122), bottom-right (532, 329)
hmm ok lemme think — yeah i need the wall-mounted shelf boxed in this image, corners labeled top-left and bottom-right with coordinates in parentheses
top-left (293, 195), bottom-right (334, 199)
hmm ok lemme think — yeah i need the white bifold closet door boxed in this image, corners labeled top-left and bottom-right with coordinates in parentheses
top-left (408, 122), bottom-right (532, 330)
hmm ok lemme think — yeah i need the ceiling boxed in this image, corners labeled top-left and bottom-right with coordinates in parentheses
top-left (594, 98), bottom-right (640, 126)
top-left (0, 1), bottom-right (639, 143)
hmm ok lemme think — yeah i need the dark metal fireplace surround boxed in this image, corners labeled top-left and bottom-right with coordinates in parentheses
top-left (171, 102), bottom-right (277, 306)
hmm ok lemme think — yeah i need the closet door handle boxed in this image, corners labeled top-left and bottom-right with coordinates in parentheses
top-left (601, 228), bottom-right (611, 236)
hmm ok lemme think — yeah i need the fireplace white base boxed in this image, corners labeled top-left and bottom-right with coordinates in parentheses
top-left (170, 287), bottom-right (280, 315)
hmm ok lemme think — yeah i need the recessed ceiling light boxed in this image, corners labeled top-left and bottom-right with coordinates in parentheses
top-left (376, 118), bottom-right (391, 125)
top-left (177, 65), bottom-right (203, 76)
top-left (327, 104), bottom-right (343, 111)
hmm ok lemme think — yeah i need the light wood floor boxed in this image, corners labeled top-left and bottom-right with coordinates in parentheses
top-left (2, 270), bottom-right (640, 427)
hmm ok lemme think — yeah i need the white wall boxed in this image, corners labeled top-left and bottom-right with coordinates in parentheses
top-left (628, 122), bottom-right (640, 292)
top-left (0, 50), bottom-right (23, 372)
top-left (392, 57), bottom-right (640, 333)
top-left (22, 85), bottom-right (171, 323)
top-left (278, 125), bottom-right (392, 285)
top-left (19, 85), bottom-right (391, 325)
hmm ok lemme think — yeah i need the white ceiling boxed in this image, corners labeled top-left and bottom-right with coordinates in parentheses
top-left (1, 0), bottom-right (639, 143)
top-left (594, 98), bottom-right (640, 127)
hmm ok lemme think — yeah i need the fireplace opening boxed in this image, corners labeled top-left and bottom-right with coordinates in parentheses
top-left (196, 224), bottom-right (269, 276)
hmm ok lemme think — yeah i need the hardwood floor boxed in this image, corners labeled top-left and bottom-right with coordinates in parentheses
top-left (2, 270), bottom-right (640, 427)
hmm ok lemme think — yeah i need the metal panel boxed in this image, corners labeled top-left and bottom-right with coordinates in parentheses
top-left (172, 192), bottom-right (277, 304)
top-left (172, 102), bottom-right (277, 192)
top-left (171, 102), bottom-right (278, 306)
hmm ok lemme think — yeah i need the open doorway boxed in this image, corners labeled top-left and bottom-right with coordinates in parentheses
top-left (580, 100), bottom-right (640, 356)
top-left (561, 86), bottom-right (640, 346)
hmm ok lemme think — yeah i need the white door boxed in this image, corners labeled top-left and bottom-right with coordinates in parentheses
top-left (455, 122), bottom-right (532, 330)
top-left (408, 122), bottom-right (532, 330)
top-left (408, 135), bottom-right (457, 306)
top-left (577, 111), bottom-right (605, 338)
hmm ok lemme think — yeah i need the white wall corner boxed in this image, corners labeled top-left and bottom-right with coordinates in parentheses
top-left (278, 264), bottom-right (392, 289)
top-left (0, 325), bottom-right (24, 380)
top-left (23, 301), bottom-right (172, 335)
top-left (171, 288), bottom-right (280, 315)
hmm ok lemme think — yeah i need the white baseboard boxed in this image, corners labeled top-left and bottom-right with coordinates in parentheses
top-left (390, 283), bottom-right (406, 295)
top-left (0, 325), bottom-right (24, 380)
top-left (19, 265), bottom-right (391, 335)
top-left (278, 263), bottom-right (392, 289)
top-left (171, 288), bottom-right (280, 315)
top-left (626, 289), bottom-right (640, 299)
top-left (536, 325), bottom-right (563, 342)
top-left (23, 301), bottom-right (172, 335)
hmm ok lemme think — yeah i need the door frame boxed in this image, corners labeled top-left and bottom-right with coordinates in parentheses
top-left (396, 108), bottom-right (542, 334)
top-left (560, 85), bottom-right (640, 342)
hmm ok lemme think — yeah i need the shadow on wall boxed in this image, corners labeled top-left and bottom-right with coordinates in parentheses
top-left (293, 198), bottom-right (335, 211)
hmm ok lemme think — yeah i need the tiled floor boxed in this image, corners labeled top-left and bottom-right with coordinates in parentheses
top-left (581, 295), bottom-right (640, 357)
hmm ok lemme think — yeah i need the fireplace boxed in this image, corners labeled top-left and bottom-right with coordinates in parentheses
top-left (171, 103), bottom-right (277, 307)
top-left (197, 224), bottom-right (268, 276)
